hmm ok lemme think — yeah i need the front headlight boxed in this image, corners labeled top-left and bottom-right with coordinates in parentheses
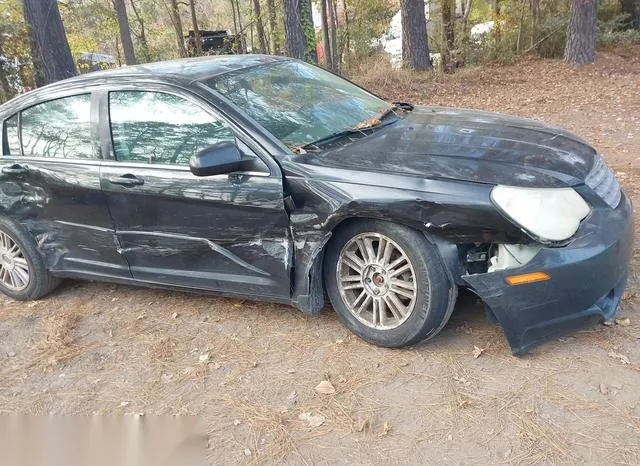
top-left (491, 186), bottom-right (590, 242)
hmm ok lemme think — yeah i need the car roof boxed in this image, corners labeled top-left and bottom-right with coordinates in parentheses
top-left (63, 54), bottom-right (288, 84)
top-left (0, 54), bottom-right (289, 115)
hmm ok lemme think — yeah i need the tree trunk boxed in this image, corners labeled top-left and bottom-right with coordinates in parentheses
top-left (130, 0), bottom-right (150, 61)
top-left (342, 0), bottom-right (350, 65)
top-left (23, 0), bottom-right (76, 86)
top-left (114, 0), bottom-right (137, 65)
top-left (234, 0), bottom-right (246, 53)
top-left (283, 0), bottom-right (307, 60)
top-left (320, 0), bottom-right (333, 68)
top-left (441, 0), bottom-right (455, 72)
top-left (461, 0), bottom-right (473, 43)
top-left (168, 0), bottom-right (187, 57)
top-left (189, 0), bottom-right (202, 55)
top-left (517, 0), bottom-right (526, 54)
top-left (492, 0), bottom-right (502, 42)
top-left (328, 0), bottom-right (339, 70)
top-left (400, 0), bottom-right (431, 70)
top-left (266, 0), bottom-right (280, 53)
top-left (230, 0), bottom-right (239, 36)
top-left (620, 0), bottom-right (640, 29)
top-left (530, 0), bottom-right (539, 49)
top-left (564, 0), bottom-right (597, 64)
top-left (299, 0), bottom-right (317, 62)
top-left (253, 0), bottom-right (268, 53)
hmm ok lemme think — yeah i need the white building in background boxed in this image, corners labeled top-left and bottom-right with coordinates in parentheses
top-left (375, 1), bottom-right (491, 68)
top-left (374, 4), bottom-right (434, 68)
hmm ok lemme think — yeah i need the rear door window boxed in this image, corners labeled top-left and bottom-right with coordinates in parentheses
top-left (21, 94), bottom-right (94, 159)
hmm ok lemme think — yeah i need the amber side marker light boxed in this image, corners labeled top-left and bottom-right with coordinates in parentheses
top-left (505, 272), bottom-right (551, 286)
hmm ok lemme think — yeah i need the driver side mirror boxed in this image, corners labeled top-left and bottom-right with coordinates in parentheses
top-left (189, 141), bottom-right (246, 177)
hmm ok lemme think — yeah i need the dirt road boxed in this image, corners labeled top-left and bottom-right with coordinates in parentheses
top-left (2, 48), bottom-right (640, 464)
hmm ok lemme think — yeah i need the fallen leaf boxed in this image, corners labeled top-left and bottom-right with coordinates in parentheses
top-left (199, 353), bottom-right (210, 364)
top-left (233, 419), bottom-right (241, 426)
top-left (602, 320), bottom-right (616, 327)
top-left (244, 448), bottom-right (252, 457)
top-left (599, 383), bottom-right (609, 395)
top-left (287, 390), bottom-right (297, 400)
top-left (473, 345), bottom-right (485, 358)
top-left (171, 312), bottom-right (178, 319)
top-left (298, 412), bottom-right (325, 427)
top-left (381, 422), bottom-right (392, 436)
top-left (355, 418), bottom-right (370, 432)
top-left (608, 351), bottom-right (630, 365)
top-left (616, 317), bottom-right (631, 327)
top-left (315, 380), bottom-right (336, 395)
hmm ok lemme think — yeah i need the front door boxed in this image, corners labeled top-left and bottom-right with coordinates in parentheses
top-left (99, 88), bottom-right (292, 299)
top-left (1, 92), bottom-right (129, 278)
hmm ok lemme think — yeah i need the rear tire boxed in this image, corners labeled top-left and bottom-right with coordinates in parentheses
top-left (324, 220), bottom-right (454, 348)
top-left (0, 217), bottom-right (60, 301)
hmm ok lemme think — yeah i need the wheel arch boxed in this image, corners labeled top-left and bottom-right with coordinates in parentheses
top-left (290, 213), bottom-right (462, 315)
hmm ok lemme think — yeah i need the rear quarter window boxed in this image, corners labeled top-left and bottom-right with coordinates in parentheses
top-left (3, 114), bottom-right (20, 156)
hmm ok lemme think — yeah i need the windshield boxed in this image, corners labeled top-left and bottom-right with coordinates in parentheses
top-left (205, 60), bottom-right (391, 147)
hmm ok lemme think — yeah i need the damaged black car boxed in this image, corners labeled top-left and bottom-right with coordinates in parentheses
top-left (0, 55), bottom-right (632, 354)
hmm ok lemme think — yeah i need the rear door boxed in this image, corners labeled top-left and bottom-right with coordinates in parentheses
top-left (0, 92), bottom-right (129, 277)
top-left (98, 86), bottom-right (292, 299)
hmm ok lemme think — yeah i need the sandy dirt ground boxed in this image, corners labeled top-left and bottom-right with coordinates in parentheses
top-left (2, 47), bottom-right (640, 465)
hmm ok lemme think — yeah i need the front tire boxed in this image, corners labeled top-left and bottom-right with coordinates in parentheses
top-left (324, 220), bottom-right (454, 348)
top-left (0, 218), bottom-right (60, 300)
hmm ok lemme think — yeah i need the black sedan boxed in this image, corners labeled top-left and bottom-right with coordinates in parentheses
top-left (0, 55), bottom-right (632, 354)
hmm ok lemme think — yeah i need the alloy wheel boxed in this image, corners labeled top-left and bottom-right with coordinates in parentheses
top-left (336, 232), bottom-right (419, 330)
top-left (0, 231), bottom-right (30, 291)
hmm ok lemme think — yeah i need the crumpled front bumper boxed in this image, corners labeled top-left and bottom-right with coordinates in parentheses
top-left (463, 192), bottom-right (633, 355)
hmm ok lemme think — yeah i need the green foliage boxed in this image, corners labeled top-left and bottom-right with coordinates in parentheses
top-left (534, 17), bottom-right (567, 59)
top-left (0, 0), bottom-right (33, 97)
top-left (599, 13), bottom-right (640, 46)
top-left (345, 0), bottom-right (395, 61)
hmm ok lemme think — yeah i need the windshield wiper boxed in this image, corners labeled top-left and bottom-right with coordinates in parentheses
top-left (291, 104), bottom-right (411, 154)
top-left (296, 128), bottom-right (368, 152)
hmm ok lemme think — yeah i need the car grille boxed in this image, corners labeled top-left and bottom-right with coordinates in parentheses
top-left (585, 155), bottom-right (621, 208)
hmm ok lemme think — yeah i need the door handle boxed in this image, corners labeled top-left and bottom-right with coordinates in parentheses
top-left (1, 164), bottom-right (28, 175)
top-left (107, 174), bottom-right (144, 187)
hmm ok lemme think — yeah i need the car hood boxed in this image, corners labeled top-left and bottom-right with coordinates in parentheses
top-left (295, 106), bottom-right (597, 188)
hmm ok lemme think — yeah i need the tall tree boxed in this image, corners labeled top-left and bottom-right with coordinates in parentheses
top-left (113, 0), bottom-right (136, 65)
top-left (129, 0), bottom-right (150, 61)
top-left (327, 0), bottom-right (339, 69)
top-left (167, 0), bottom-right (187, 57)
top-left (252, 0), bottom-right (268, 53)
top-left (320, 0), bottom-right (333, 68)
top-left (564, 0), bottom-right (597, 64)
top-left (283, 0), bottom-right (307, 59)
top-left (233, 0), bottom-right (246, 53)
top-left (266, 0), bottom-right (280, 53)
top-left (620, 0), bottom-right (640, 29)
top-left (399, 0), bottom-right (431, 70)
top-left (23, 0), bottom-right (76, 86)
top-left (189, 0), bottom-right (202, 55)
top-left (530, 0), bottom-right (539, 49)
top-left (441, 0), bottom-right (455, 72)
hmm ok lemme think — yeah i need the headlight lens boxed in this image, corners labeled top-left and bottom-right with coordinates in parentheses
top-left (491, 186), bottom-right (590, 242)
